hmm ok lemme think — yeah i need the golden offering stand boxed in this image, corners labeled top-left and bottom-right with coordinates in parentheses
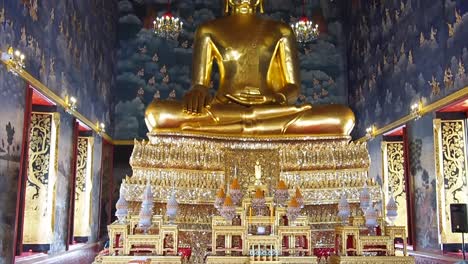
top-left (95, 215), bottom-right (181, 264)
top-left (207, 185), bottom-right (316, 264)
top-left (330, 217), bottom-right (414, 264)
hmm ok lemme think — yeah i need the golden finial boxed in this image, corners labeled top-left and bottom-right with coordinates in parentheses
top-left (216, 187), bottom-right (226, 198)
top-left (254, 188), bottom-right (264, 199)
top-left (223, 195), bottom-right (233, 206)
top-left (288, 197), bottom-right (299, 208)
top-left (277, 180), bottom-right (287, 190)
top-left (230, 178), bottom-right (240, 190)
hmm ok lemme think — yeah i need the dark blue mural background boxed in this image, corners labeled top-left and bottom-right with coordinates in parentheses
top-left (1, 0), bottom-right (117, 128)
top-left (0, 65), bottom-right (26, 264)
top-left (347, 0), bottom-right (468, 138)
top-left (113, 0), bottom-right (350, 139)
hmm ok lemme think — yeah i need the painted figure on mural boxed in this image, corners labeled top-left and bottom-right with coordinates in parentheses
top-left (145, 0), bottom-right (354, 136)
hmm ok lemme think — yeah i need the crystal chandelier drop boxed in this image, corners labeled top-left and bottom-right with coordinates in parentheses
top-left (286, 197), bottom-right (301, 222)
top-left (214, 187), bottom-right (226, 211)
top-left (337, 193), bottom-right (350, 225)
top-left (115, 185), bottom-right (129, 223)
top-left (153, 0), bottom-right (183, 40)
top-left (220, 195), bottom-right (237, 221)
top-left (138, 183), bottom-right (154, 232)
top-left (359, 182), bottom-right (371, 214)
top-left (251, 188), bottom-right (267, 215)
top-left (166, 191), bottom-right (178, 224)
top-left (229, 178), bottom-right (243, 205)
top-left (291, 0), bottom-right (319, 43)
top-left (274, 180), bottom-right (289, 207)
top-left (294, 187), bottom-right (304, 209)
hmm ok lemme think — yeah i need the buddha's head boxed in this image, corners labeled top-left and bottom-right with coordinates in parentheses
top-left (224, 0), bottom-right (264, 15)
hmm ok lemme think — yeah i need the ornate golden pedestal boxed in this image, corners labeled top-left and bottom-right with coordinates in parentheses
top-left (332, 218), bottom-right (414, 264)
top-left (93, 215), bottom-right (181, 264)
top-left (120, 133), bottom-right (378, 261)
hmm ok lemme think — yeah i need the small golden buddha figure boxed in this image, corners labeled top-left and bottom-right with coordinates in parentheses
top-left (145, 0), bottom-right (354, 136)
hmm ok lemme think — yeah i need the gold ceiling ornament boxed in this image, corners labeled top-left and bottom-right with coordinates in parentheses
top-left (153, 0), bottom-right (183, 41)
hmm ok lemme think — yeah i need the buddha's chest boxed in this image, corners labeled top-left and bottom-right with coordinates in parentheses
top-left (213, 25), bottom-right (280, 62)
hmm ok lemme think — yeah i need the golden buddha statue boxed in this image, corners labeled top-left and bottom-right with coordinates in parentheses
top-left (145, 0), bottom-right (355, 137)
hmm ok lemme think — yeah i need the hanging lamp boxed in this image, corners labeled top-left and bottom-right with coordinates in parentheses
top-left (153, 0), bottom-right (183, 40)
top-left (290, 0), bottom-right (319, 43)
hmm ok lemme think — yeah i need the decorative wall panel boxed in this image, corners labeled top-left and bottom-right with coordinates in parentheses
top-left (382, 141), bottom-right (408, 233)
top-left (23, 112), bottom-right (59, 245)
top-left (434, 119), bottom-right (468, 243)
top-left (73, 137), bottom-right (94, 238)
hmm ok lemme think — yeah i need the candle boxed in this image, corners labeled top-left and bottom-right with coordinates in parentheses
top-left (249, 207), bottom-right (252, 223)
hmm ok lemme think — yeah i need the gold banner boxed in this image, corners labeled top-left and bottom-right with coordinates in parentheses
top-left (382, 141), bottom-right (408, 234)
top-left (73, 136), bottom-right (94, 237)
top-left (23, 112), bottom-right (58, 244)
top-left (434, 119), bottom-right (468, 243)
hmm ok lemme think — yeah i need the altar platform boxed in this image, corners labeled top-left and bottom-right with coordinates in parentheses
top-left (206, 256), bottom-right (317, 264)
top-left (120, 133), bottom-right (377, 260)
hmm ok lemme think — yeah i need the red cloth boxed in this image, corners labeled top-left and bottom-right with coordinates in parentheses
top-left (178, 247), bottom-right (192, 258)
top-left (313, 248), bottom-right (334, 258)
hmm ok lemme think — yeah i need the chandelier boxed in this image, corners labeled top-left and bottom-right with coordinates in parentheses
top-left (153, 0), bottom-right (183, 40)
top-left (291, 0), bottom-right (319, 43)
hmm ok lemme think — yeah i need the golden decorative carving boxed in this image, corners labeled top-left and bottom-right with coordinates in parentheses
top-left (125, 133), bottom-right (373, 253)
top-left (145, 0), bottom-right (354, 137)
top-left (27, 113), bottom-right (52, 197)
top-left (23, 112), bottom-right (58, 245)
top-left (125, 137), bottom-right (371, 205)
top-left (74, 136), bottom-right (94, 237)
top-left (382, 141), bottom-right (408, 232)
top-left (434, 119), bottom-right (468, 243)
top-left (76, 137), bottom-right (89, 195)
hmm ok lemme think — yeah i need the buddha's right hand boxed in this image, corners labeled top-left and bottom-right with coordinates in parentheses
top-left (183, 85), bottom-right (212, 114)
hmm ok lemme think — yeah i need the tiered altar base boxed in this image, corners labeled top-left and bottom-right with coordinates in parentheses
top-left (121, 133), bottom-right (381, 262)
top-left (206, 256), bottom-right (317, 264)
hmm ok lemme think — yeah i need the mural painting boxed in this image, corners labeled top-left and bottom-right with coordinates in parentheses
top-left (1, 0), bottom-right (117, 130)
top-left (0, 66), bottom-right (26, 263)
top-left (347, 0), bottom-right (468, 138)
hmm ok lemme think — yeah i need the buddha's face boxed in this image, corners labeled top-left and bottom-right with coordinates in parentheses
top-left (228, 0), bottom-right (260, 14)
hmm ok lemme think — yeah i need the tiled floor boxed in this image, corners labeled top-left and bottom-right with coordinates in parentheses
top-left (15, 243), bottom-right (100, 264)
